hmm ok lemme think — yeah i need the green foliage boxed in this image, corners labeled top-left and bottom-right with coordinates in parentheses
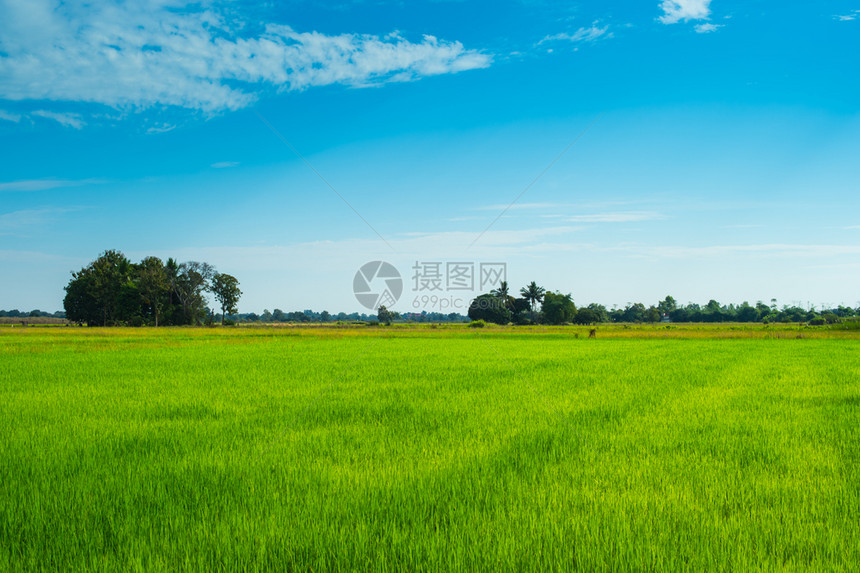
top-left (540, 291), bottom-right (576, 325)
top-left (377, 305), bottom-right (395, 325)
top-left (519, 281), bottom-right (546, 318)
top-left (210, 273), bottom-right (242, 324)
top-left (467, 294), bottom-right (512, 325)
top-left (573, 307), bottom-right (601, 325)
top-left (63, 251), bottom-right (236, 327)
top-left (468, 319), bottom-right (487, 328)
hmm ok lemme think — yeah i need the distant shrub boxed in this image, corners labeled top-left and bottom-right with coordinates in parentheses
top-left (822, 313), bottom-right (840, 324)
top-left (808, 317), bottom-right (826, 326)
top-left (831, 321), bottom-right (860, 331)
top-left (222, 318), bottom-right (236, 326)
top-left (469, 320), bottom-right (487, 328)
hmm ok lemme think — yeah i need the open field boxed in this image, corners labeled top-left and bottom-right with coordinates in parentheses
top-left (2, 326), bottom-right (859, 571)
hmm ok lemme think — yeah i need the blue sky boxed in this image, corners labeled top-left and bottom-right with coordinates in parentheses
top-left (1, 0), bottom-right (859, 314)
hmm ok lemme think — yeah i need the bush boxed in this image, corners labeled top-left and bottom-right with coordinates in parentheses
top-left (222, 318), bottom-right (236, 326)
top-left (469, 320), bottom-right (487, 328)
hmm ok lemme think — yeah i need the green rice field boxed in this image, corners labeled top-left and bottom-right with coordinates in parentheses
top-left (1, 325), bottom-right (859, 571)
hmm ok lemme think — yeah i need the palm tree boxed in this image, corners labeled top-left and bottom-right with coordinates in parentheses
top-left (491, 280), bottom-right (513, 309)
top-left (491, 280), bottom-right (510, 298)
top-left (520, 281), bottom-right (546, 319)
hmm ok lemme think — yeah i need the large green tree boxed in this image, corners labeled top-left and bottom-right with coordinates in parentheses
top-left (171, 261), bottom-right (214, 325)
top-left (211, 273), bottom-right (242, 324)
top-left (63, 267), bottom-right (98, 325)
top-left (137, 256), bottom-right (169, 327)
top-left (468, 294), bottom-right (512, 325)
top-left (63, 250), bottom-right (133, 326)
top-left (541, 292), bottom-right (576, 325)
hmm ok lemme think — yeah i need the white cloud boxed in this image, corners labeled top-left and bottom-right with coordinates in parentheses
top-left (31, 110), bottom-right (86, 129)
top-left (211, 161), bottom-right (239, 169)
top-left (539, 24), bottom-right (611, 45)
top-left (659, 0), bottom-right (712, 24)
top-left (0, 178), bottom-right (105, 192)
top-left (146, 123), bottom-right (176, 134)
top-left (694, 23), bottom-right (723, 33)
top-left (566, 211), bottom-right (665, 223)
top-left (0, 0), bottom-right (491, 114)
top-left (834, 10), bottom-right (860, 21)
top-left (0, 109), bottom-right (21, 122)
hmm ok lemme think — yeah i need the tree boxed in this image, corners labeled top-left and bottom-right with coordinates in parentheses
top-left (645, 305), bottom-right (662, 323)
top-left (63, 250), bottom-right (132, 326)
top-left (657, 296), bottom-right (677, 316)
top-left (573, 307), bottom-right (601, 325)
top-left (271, 309), bottom-right (287, 322)
top-left (491, 281), bottom-right (510, 298)
top-left (377, 305), bottom-right (394, 325)
top-left (511, 297), bottom-right (532, 324)
top-left (737, 302), bottom-right (760, 322)
top-left (520, 281), bottom-right (546, 322)
top-left (468, 294), bottom-right (512, 325)
top-left (172, 261), bottom-right (214, 325)
top-left (137, 256), bottom-right (168, 327)
top-left (491, 281), bottom-right (515, 309)
top-left (63, 267), bottom-right (98, 325)
top-left (211, 273), bottom-right (242, 324)
top-left (585, 303), bottom-right (609, 323)
top-left (116, 280), bottom-right (142, 325)
top-left (621, 303), bottom-right (647, 323)
top-left (541, 292), bottom-right (576, 325)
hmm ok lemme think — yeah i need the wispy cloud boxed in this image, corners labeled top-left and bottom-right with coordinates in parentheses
top-left (0, 110), bottom-right (22, 123)
top-left (694, 23), bottom-right (722, 33)
top-left (834, 10), bottom-right (860, 21)
top-left (566, 211), bottom-right (665, 223)
top-left (146, 123), bottom-right (176, 134)
top-left (615, 243), bottom-right (860, 260)
top-left (211, 161), bottom-right (239, 169)
top-left (31, 110), bottom-right (86, 129)
top-left (0, 178), bottom-right (104, 192)
top-left (0, 208), bottom-right (77, 235)
top-left (477, 202), bottom-right (567, 211)
top-left (0, 1), bottom-right (491, 115)
top-left (659, 0), bottom-right (712, 24)
top-left (539, 23), bottom-right (611, 45)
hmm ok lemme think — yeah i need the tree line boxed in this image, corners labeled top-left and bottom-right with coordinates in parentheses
top-left (467, 282), bottom-right (859, 325)
top-left (0, 309), bottom-right (65, 319)
top-left (63, 250), bottom-right (241, 326)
